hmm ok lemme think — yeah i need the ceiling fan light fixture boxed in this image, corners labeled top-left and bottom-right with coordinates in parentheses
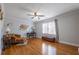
top-left (27, 11), bottom-right (45, 21)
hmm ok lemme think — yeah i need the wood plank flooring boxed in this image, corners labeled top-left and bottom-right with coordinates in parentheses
top-left (2, 38), bottom-right (79, 55)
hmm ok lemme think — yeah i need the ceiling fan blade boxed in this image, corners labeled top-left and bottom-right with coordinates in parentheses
top-left (31, 17), bottom-right (35, 19)
top-left (38, 15), bottom-right (45, 17)
top-left (27, 14), bottom-right (34, 16)
top-left (19, 7), bottom-right (33, 12)
top-left (38, 16), bottom-right (40, 20)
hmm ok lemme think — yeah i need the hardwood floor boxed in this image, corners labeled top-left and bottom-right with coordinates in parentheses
top-left (2, 38), bottom-right (79, 55)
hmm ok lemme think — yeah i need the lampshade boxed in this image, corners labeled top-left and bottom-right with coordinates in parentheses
top-left (6, 27), bottom-right (11, 33)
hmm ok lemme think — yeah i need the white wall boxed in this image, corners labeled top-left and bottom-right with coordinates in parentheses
top-left (0, 21), bottom-right (2, 54)
top-left (34, 22), bottom-right (42, 38)
top-left (3, 18), bottom-right (33, 37)
top-left (57, 9), bottom-right (79, 47)
top-left (0, 4), bottom-right (1, 55)
top-left (0, 3), bottom-right (4, 55)
top-left (0, 20), bottom-right (4, 54)
top-left (35, 9), bottom-right (79, 47)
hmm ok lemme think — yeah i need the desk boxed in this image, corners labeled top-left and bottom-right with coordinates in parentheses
top-left (27, 32), bottom-right (36, 38)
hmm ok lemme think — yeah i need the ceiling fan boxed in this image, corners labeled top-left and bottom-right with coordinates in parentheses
top-left (27, 12), bottom-right (45, 20)
top-left (19, 7), bottom-right (45, 21)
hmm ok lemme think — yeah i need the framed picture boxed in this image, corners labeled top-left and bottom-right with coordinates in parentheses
top-left (19, 24), bottom-right (29, 31)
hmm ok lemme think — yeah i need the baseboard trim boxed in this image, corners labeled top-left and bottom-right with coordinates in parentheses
top-left (59, 41), bottom-right (79, 47)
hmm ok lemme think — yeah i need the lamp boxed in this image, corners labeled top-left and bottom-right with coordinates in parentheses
top-left (6, 27), bottom-right (11, 33)
top-left (5, 24), bottom-right (11, 34)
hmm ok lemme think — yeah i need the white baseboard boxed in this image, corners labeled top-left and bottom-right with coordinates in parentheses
top-left (59, 41), bottom-right (79, 47)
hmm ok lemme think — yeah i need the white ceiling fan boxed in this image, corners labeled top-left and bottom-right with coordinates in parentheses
top-left (19, 7), bottom-right (45, 21)
top-left (27, 12), bottom-right (45, 20)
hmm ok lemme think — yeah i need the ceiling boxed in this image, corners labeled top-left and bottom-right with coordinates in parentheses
top-left (4, 3), bottom-right (79, 22)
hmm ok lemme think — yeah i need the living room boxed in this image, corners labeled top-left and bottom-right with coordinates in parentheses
top-left (0, 3), bottom-right (79, 55)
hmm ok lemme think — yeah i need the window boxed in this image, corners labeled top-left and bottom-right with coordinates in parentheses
top-left (42, 21), bottom-right (56, 35)
top-left (42, 23), bottom-right (48, 34)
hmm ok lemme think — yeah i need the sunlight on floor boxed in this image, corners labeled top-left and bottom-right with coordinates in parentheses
top-left (42, 43), bottom-right (56, 55)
